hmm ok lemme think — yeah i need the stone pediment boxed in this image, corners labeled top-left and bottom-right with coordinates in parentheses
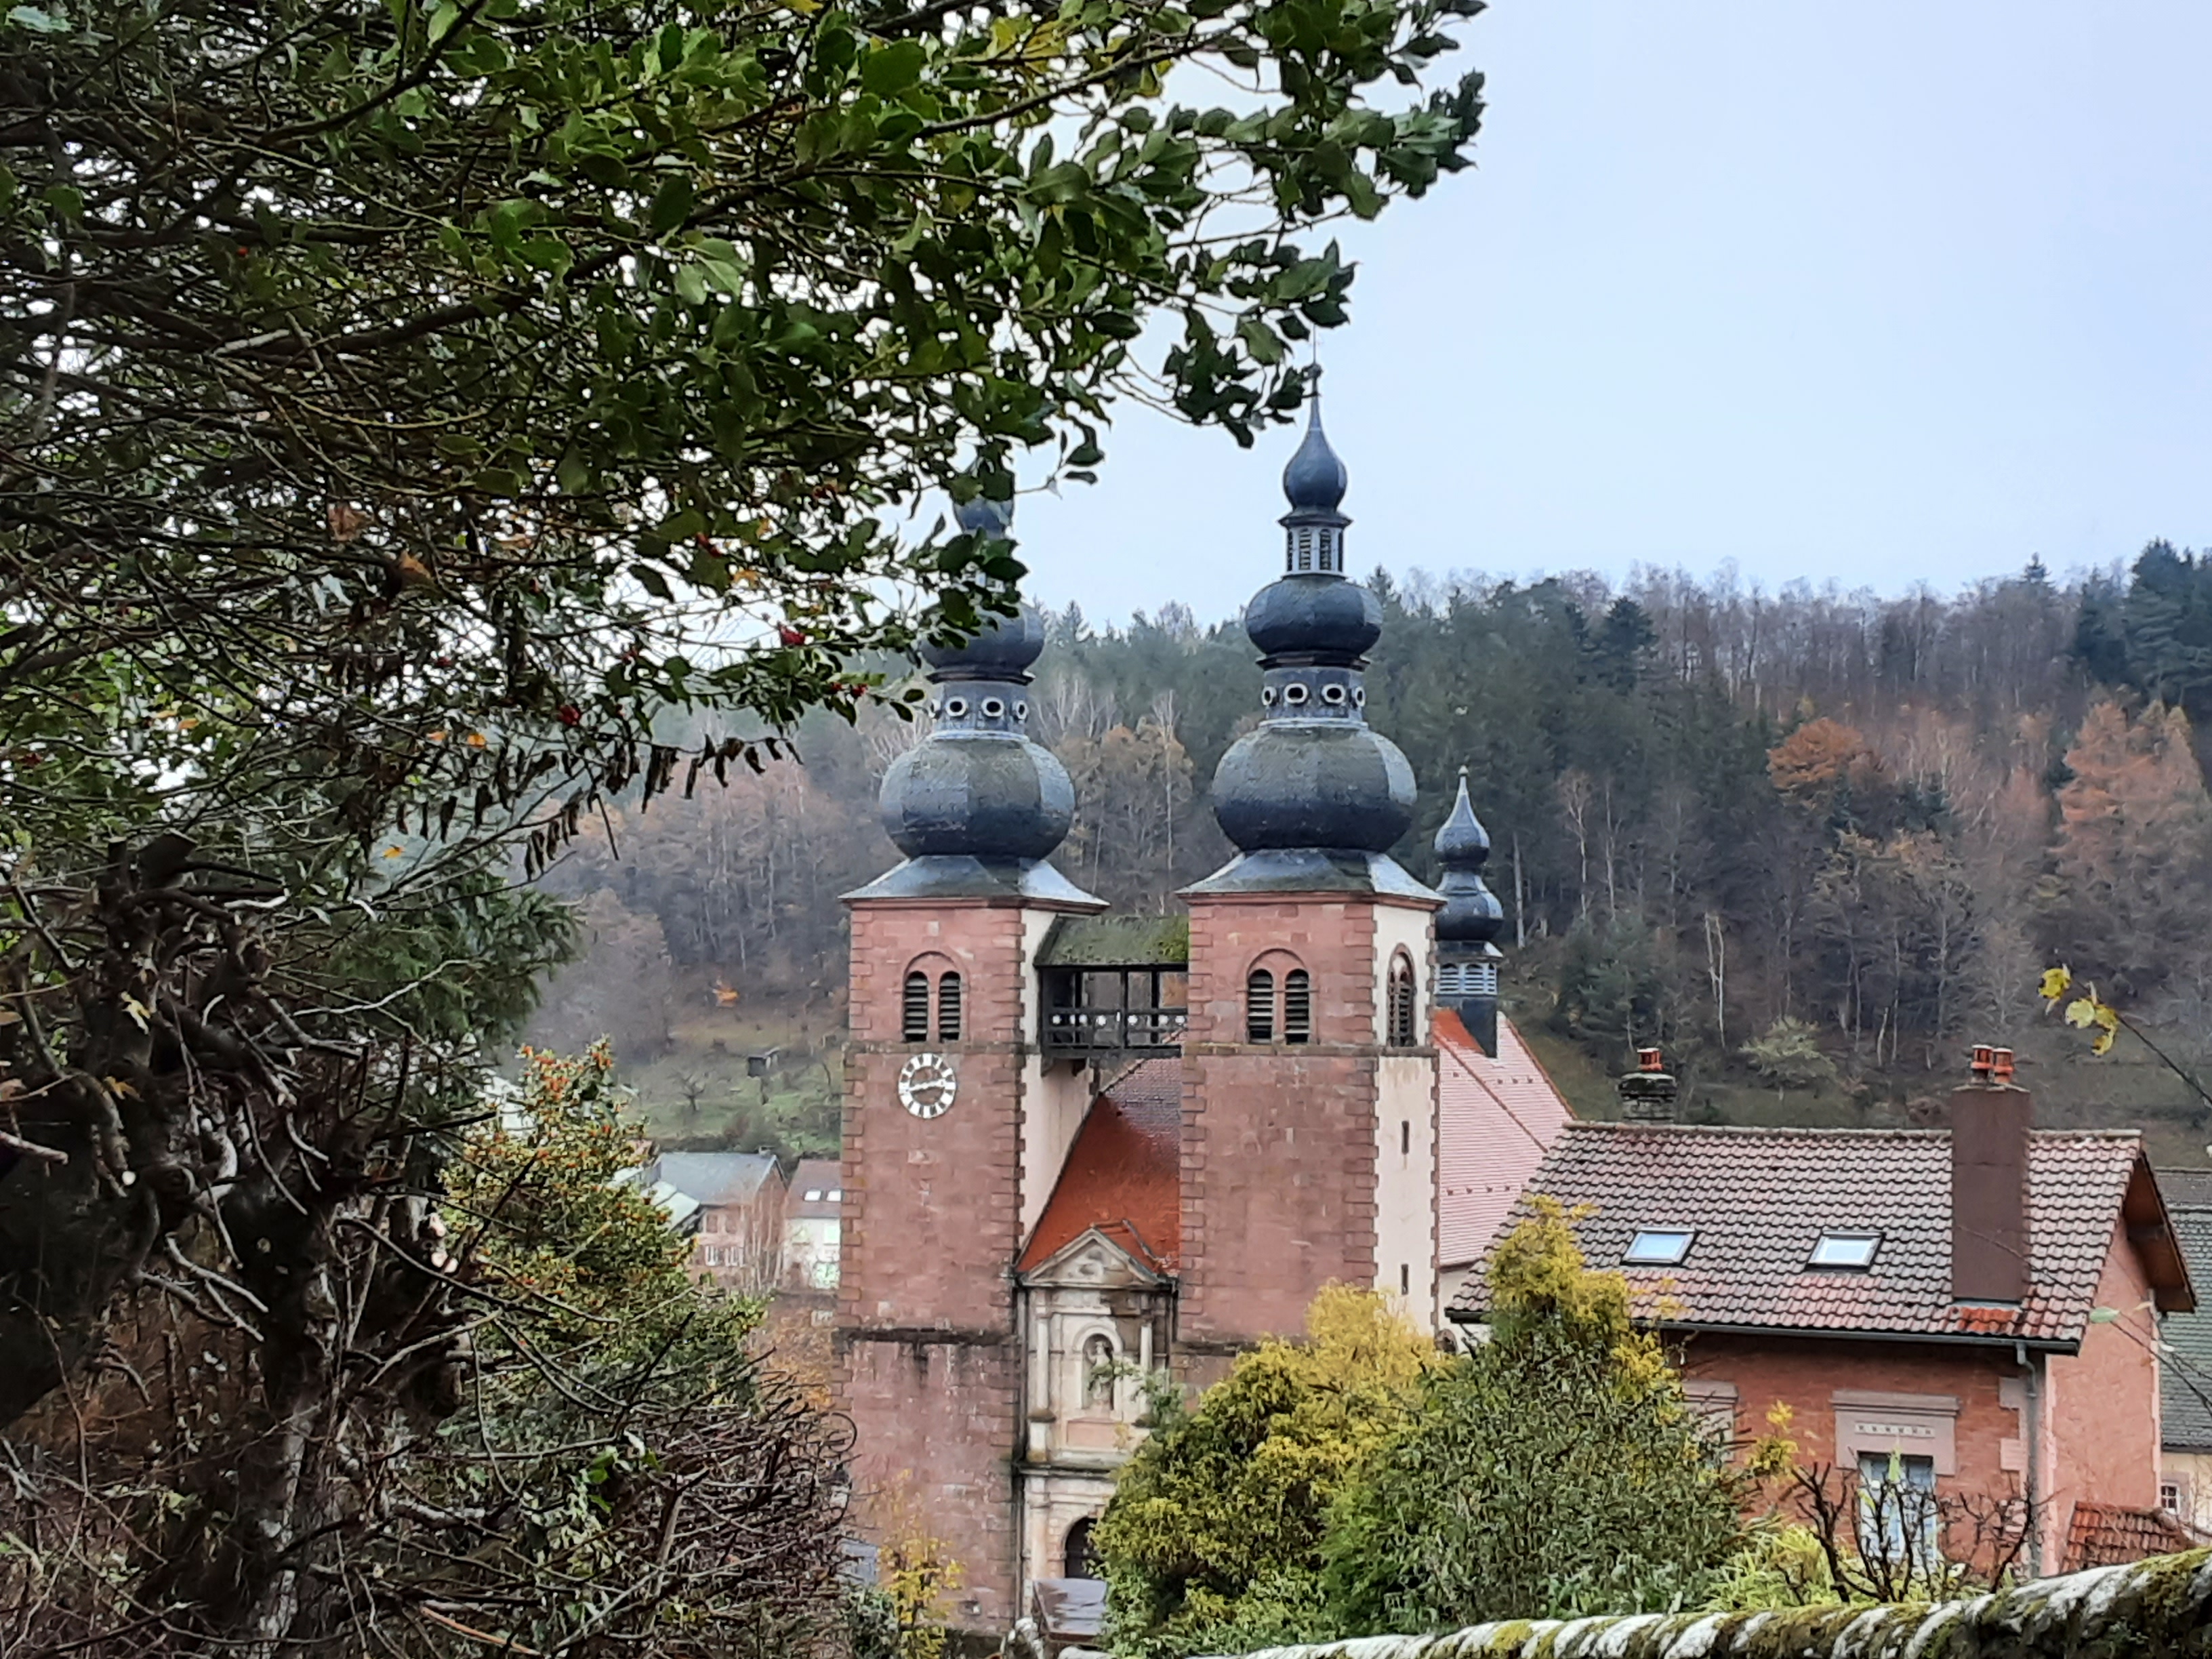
top-left (1018, 1225), bottom-right (1170, 1290)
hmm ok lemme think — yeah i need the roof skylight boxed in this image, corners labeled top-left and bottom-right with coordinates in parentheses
top-left (1807, 1231), bottom-right (1882, 1270)
top-left (1623, 1228), bottom-right (1695, 1267)
top-left (804, 1189), bottom-right (824, 1202)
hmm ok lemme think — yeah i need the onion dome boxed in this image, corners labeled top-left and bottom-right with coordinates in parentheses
top-left (1434, 769), bottom-right (1505, 944)
top-left (845, 489), bottom-right (1103, 906)
top-left (880, 601), bottom-right (1069, 860)
top-left (1187, 379), bottom-right (1435, 899)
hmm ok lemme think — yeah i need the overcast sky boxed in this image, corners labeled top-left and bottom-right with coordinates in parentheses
top-left (989, 0), bottom-right (2212, 628)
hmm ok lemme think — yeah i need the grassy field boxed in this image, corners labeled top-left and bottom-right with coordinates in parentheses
top-left (608, 993), bottom-right (846, 1162)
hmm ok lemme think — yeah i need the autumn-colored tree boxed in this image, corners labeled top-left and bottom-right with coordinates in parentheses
top-left (2036, 699), bottom-right (2212, 1000)
top-left (1768, 718), bottom-right (1885, 803)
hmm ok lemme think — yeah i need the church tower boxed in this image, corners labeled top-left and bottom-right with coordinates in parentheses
top-left (1434, 767), bottom-right (1507, 1056)
top-left (1176, 390), bottom-right (1443, 1370)
top-left (839, 499), bottom-right (1105, 1628)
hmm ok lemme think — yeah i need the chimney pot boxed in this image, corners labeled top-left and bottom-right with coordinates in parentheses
top-left (1638, 1046), bottom-right (1664, 1074)
top-left (1970, 1043), bottom-right (1995, 1082)
top-left (1992, 1047), bottom-right (2015, 1083)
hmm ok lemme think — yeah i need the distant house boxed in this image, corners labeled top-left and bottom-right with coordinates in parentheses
top-left (786, 1158), bottom-right (844, 1290)
top-left (1435, 1008), bottom-right (1574, 1323)
top-left (2156, 1167), bottom-right (2212, 1536)
top-left (640, 1151), bottom-right (785, 1291)
top-left (1452, 1078), bottom-right (2196, 1576)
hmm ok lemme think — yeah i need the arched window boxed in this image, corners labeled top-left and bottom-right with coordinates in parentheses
top-left (937, 972), bottom-right (962, 1042)
top-left (1388, 952), bottom-right (1417, 1048)
top-left (1246, 968), bottom-right (1275, 1043)
top-left (1082, 1332), bottom-right (1115, 1408)
top-left (1064, 1517), bottom-right (1099, 1580)
top-left (901, 970), bottom-right (930, 1043)
top-left (1283, 969), bottom-right (1312, 1044)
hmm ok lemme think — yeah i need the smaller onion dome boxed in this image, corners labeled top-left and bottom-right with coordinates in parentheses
top-left (1434, 768), bottom-right (1504, 944)
top-left (1244, 573), bottom-right (1382, 665)
top-left (954, 493), bottom-right (1015, 538)
top-left (918, 605), bottom-right (1046, 683)
top-left (1282, 401), bottom-right (1349, 512)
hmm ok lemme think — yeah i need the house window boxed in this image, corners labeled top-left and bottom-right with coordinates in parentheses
top-left (937, 972), bottom-right (962, 1042)
top-left (1808, 1231), bottom-right (1882, 1270)
top-left (1283, 970), bottom-right (1311, 1044)
top-left (1400, 1119), bottom-right (1410, 1157)
top-left (1683, 1380), bottom-right (1740, 1457)
top-left (1388, 952), bottom-right (1417, 1047)
top-left (1856, 1451), bottom-right (1940, 1573)
top-left (1246, 968), bottom-right (1275, 1042)
top-left (2160, 1480), bottom-right (2182, 1513)
top-left (1399, 1263), bottom-right (1410, 1296)
top-left (1623, 1229), bottom-right (1695, 1266)
top-left (902, 970), bottom-right (930, 1042)
top-left (1082, 1333), bottom-right (1116, 1409)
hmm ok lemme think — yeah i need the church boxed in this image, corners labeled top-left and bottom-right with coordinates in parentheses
top-left (834, 398), bottom-right (1574, 1629)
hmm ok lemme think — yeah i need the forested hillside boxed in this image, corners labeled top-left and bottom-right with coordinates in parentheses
top-left (531, 542), bottom-right (2212, 1165)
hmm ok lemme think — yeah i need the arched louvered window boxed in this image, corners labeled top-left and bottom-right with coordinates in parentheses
top-left (1388, 952), bottom-right (1418, 1048)
top-left (902, 971), bottom-right (930, 1043)
top-left (1246, 968), bottom-right (1275, 1043)
top-left (937, 972), bottom-right (962, 1042)
top-left (1283, 970), bottom-right (1312, 1044)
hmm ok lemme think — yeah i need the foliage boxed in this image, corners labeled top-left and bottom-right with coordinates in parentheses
top-left (1694, 1523), bottom-right (1841, 1613)
top-left (1738, 1017), bottom-right (1839, 1090)
top-left (872, 1469), bottom-right (966, 1659)
top-left (0, 0), bottom-right (1485, 1433)
top-left (1319, 1204), bottom-right (1747, 1633)
top-left (1093, 1285), bottom-right (1437, 1659)
top-left (0, 1043), bottom-right (854, 1655)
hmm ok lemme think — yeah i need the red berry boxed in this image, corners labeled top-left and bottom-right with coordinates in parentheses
top-left (556, 703), bottom-right (581, 727)
top-left (778, 625), bottom-right (807, 647)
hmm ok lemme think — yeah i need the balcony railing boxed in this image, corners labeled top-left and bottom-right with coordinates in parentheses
top-left (1042, 1006), bottom-right (1187, 1053)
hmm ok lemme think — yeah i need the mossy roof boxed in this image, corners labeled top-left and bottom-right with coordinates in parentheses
top-left (1036, 913), bottom-right (1190, 968)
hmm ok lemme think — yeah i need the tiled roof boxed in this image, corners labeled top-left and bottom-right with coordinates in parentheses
top-left (787, 1158), bottom-right (844, 1221)
top-left (2065, 1500), bottom-right (2197, 1570)
top-left (2158, 1172), bottom-right (2212, 1451)
top-left (1449, 1123), bottom-right (2156, 1348)
top-left (1437, 1012), bottom-right (1574, 1267)
top-left (646, 1151), bottom-right (780, 1208)
top-left (1017, 1058), bottom-right (1181, 1275)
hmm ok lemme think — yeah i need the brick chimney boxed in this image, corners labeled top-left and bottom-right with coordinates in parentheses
top-left (1951, 1045), bottom-right (2030, 1305)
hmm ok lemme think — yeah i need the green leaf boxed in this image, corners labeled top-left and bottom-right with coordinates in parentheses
top-left (1237, 316), bottom-right (1284, 366)
top-left (860, 39), bottom-right (927, 96)
top-left (6, 3), bottom-right (68, 30)
top-left (648, 173), bottom-right (694, 237)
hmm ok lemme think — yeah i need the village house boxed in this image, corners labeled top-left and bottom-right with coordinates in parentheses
top-left (637, 1150), bottom-right (786, 1292)
top-left (785, 1157), bottom-right (844, 1291)
top-left (832, 398), bottom-right (1576, 1629)
top-left (2156, 1167), bottom-right (2212, 1534)
top-left (1450, 1065), bottom-right (2196, 1576)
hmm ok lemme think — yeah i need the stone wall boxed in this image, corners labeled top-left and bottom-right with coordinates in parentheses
top-left (1183, 1549), bottom-right (2212, 1659)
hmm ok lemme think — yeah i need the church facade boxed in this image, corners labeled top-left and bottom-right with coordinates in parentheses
top-left (834, 402), bottom-right (1564, 1628)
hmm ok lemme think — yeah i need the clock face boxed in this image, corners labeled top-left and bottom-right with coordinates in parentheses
top-left (898, 1052), bottom-right (958, 1119)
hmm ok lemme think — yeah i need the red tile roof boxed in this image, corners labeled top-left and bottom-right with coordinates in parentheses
top-left (2065, 1500), bottom-right (2198, 1570)
top-left (1017, 1059), bottom-right (1181, 1276)
top-left (787, 1158), bottom-right (843, 1220)
top-left (1437, 1011), bottom-right (1575, 1268)
top-left (1449, 1123), bottom-right (2155, 1348)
